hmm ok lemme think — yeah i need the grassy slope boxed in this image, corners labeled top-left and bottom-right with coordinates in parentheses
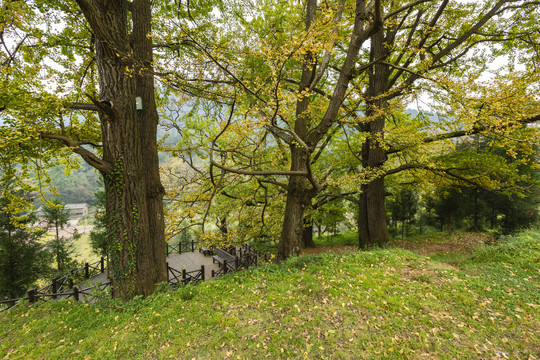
top-left (72, 233), bottom-right (99, 263)
top-left (1, 231), bottom-right (539, 359)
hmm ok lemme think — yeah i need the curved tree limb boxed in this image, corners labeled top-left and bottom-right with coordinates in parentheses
top-left (210, 160), bottom-right (308, 177)
top-left (39, 132), bottom-right (112, 173)
top-left (69, 102), bottom-right (100, 111)
top-left (387, 113), bottom-right (540, 155)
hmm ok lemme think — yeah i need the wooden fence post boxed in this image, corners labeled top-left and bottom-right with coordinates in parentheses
top-left (100, 257), bottom-right (105, 273)
top-left (52, 278), bottom-right (58, 299)
top-left (85, 263), bottom-right (90, 279)
top-left (223, 260), bottom-right (228, 274)
top-left (73, 287), bottom-right (79, 301)
top-left (191, 240), bottom-right (194, 252)
top-left (211, 269), bottom-right (215, 278)
top-left (27, 289), bottom-right (36, 303)
top-left (201, 265), bottom-right (205, 281)
top-left (166, 244), bottom-right (169, 257)
top-left (182, 269), bottom-right (187, 282)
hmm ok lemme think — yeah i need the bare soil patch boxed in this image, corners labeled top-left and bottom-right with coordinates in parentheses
top-left (391, 232), bottom-right (495, 256)
top-left (300, 232), bottom-right (495, 258)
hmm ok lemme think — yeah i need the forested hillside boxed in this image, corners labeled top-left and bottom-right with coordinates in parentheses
top-left (37, 124), bottom-right (183, 207)
top-left (39, 162), bottom-right (100, 206)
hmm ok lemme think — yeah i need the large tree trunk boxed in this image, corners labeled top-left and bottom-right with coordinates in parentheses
top-left (358, 177), bottom-right (391, 248)
top-left (132, 0), bottom-right (167, 289)
top-left (357, 27), bottom-right (391, 248)
top-left (276, 0), bottom-right (317, 261)
top-left (77, 0), bottom-right (166, 299)
top-left (302, 214), bottom-right (316, 248)
top-left (277, 146), bottom-right (311, 260)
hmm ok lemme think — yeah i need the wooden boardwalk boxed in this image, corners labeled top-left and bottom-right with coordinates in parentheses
top-left (81, 251), bottom-right (221, 290)
top-left (3, 246), bottom-right (267, 311)
top-left (166, 251), bottom-right (221, 281)
top-left (1, 250), bottom-right (224, 311)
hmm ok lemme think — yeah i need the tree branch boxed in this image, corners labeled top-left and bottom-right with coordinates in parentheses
top-left (69, 103), bottom-right (100, 111)
top-left (258, 178), bottom-right (288, 190)
top-left (397, 0), bottom-right (509, 92)
top-left (265, 125), bottom-right (293, 145)
top-left (383, 0), bottom-right (432, 20)
top-left (307, 0), bottom-right (383, 147)
top-left (210, 160), bottom-right (308, 177)
top-left (39, 132), bottom-right (112, 173)
top-left (309, 0), bottom-right (347, 91)
top-left (387, 113), bottom-right (540, 155)
top-left (319, 192), bottom-right (361, 205)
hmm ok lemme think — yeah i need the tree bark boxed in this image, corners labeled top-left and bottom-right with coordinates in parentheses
top-left (276, 0), bottom-right (317, 261)
top-left (132, 0), bottom-right (167, 291)
top-left (277, 146), bottom-right (312, 260)
top-left (302, 212), bottom-right (316, 248)
top-left (76, 0), bottom-right (166, 299)
top-left (358, 177), bottom-right (391, 247)
top-left (357, 27), bottom-right (392, 248)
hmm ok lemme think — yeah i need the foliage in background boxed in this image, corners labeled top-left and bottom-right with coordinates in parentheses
top-left (89, 187), bottom-right (108, 260)
top-left (0, 189), bottom-right (49, 300)
top-left (385, 138), bottom-right (539, 237)
top-left (386, 188), bottom-right (418, 238)
top-left (39, 161), bottom-right (101, 206)
top-left (42, 199), bottom-right (79, 274)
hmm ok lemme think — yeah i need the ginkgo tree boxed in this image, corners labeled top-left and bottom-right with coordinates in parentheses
top-left (1, 0), bottom-right (170, 299)
top-left (162, 0), bottom-right (539, 259)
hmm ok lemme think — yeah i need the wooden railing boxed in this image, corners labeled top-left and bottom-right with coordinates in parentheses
top-left (1, 242), bottom-right (272, 311)
top-left (0, 257), bottom-right (106, 312)
top-left (0, 281), bottom-right (112, 312)
top-left (211, 244), bottom-right (269, 278)
top-left (166, 240), bottom-right (198, 256)
top-left (167, 263), bottom-right (205, 288)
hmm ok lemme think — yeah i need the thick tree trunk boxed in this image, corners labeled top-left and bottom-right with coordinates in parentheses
top-left (77, 0), bottom-right (166, 299)
top-left (277, 146), bottom-right (311, 260)
top-left (357, 27), bottom-right (391, 248)
top-left (276, 0), bottom-right (317, 261)
top-left (132, 0), bottom-right (167, 289)
top-left (302, 214), bottom-right (316, 248)
top-left (358, 177), bottom-right (391, 248)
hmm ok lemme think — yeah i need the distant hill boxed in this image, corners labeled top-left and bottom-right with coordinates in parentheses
top-left (38, 161), bottom-right (102, 206)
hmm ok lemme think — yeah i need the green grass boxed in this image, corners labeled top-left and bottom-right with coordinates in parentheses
top-left (315, 231), bottom-right (358, 246)
top-left (73, 233), bottom-right (99, 263)
top-left (250, 231), bottom-right (358, 255)
top-left (1, 231), bottom-right (539, 359)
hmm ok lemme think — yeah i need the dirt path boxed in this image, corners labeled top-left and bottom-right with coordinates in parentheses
top-left (300, 232), bottom-right (495, 257)
top-left (391, 232), bottom-right (495, 256)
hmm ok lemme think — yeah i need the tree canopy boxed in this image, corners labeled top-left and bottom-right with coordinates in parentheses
top-left (163, 0), bottom-right (539, 257)
top-left (1, 0), bottom-right (539, 298)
